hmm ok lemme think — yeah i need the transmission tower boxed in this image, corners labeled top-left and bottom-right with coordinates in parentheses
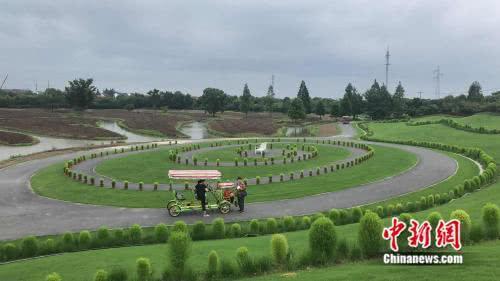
top-left (433, 66), bottom-right (443, 99)
top-left (0, 74), bottom-right (7, 90)
top-left (417, 91), bottom-right (423, 99)
top-left (385, 47), bottom-right (390, 88)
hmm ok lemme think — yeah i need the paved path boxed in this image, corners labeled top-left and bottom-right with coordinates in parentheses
top-left (0, 124), bottom-right (457, 240)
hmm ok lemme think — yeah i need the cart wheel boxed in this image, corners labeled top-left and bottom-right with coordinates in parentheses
top-left (219, 202), bottom-right (231, 214)
top-left (168, 205), bottom-right (181, 217)
top-left (166, 200), bottom-right (176, 210)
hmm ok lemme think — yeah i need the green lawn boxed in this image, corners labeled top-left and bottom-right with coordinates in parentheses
top-left (193, 143), bottom-right (306, 162)
top-left (31, 145), bottom-right (416, 208)
top-left (368, 122), bottom-right (500, 160)
top-left (95, 143), bottom-right (352, 183)
top-left (412, 112), bottom-right (500, 131)
top-left (5, 179), bottom-right (500, 281)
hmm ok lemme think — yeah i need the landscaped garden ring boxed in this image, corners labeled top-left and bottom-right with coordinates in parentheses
top-left (64, 138), bottom-right (374, 191)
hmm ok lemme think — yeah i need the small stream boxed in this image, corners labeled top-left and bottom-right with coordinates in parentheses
top-left (178, 121), bottom-right (209, 139)
top-left (0, 121), bottom-right (162, 161)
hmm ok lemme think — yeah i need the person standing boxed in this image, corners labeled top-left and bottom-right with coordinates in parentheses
top-left (195, 179), bottom-right (210, 217)
top-left (236, 176), bottom-right (247, 213)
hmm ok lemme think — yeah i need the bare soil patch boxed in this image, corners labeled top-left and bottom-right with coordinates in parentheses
top-left (208, 117), bottom-right (281, 136)
top-left (84, 109), bottom-right (191, 137)
top-left (0, 130), bottom-right (37, 146)
top-left (318, 123), bottom-right (338, 137)
top-left (0, 109), bottom-right (123, 140)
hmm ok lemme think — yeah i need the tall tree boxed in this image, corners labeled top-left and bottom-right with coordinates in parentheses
top-left (467, 81), bottom-right (484, 102)
top-left (264, 84), bottom-right (275, 116)
top-left (315, 100), bottom-right (326, 119)
top-left (65, 78), bottom-right (97, 109)
top-left (240, 83), bottom-right (252, 117)
top-left (288, 98), bottom-right (306, 122)
top-left (297, 80), bottom-right (311, 114)
top-left (200, 88), bottom-right (225, 117)
top-left (339, 83), bottom-right (363, 119)
top-left (363, 80), bottom-right (392, 120)
top-left (147, 89), bottom-right (161, 109)
top-left (329, 100), bottom-right (341, 117)
top-left (392, 82), bottom-right (406, 118)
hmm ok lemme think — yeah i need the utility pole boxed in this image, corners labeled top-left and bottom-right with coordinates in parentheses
top-left (0, 74), bottom-right (7, 90)
top-left (271, 74), bottom-right (275, 90)
top-left (385, 47), bottom-right (390, 88)
top-left (433, 66), bottom-right (443, 99)
top-left (34, 80), bottom-right (38, 93)
top-left (417, 91), bottom-right (423, 99)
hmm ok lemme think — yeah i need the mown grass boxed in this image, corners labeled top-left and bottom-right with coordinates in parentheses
top-left (5, 179), bottom-right (500, 281)
top-left (95, 143), bottom-right (352, 183)
top-left (31, 145), bottom-right (416, 207)
top-left (413, 112), bottom-right (500, 131)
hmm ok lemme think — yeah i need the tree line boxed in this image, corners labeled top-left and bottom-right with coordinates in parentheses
top-left (0, 78), bottom-right (498, 120)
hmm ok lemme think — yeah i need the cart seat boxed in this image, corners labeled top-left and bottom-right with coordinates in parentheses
top-left (175, 191), bottom-right (186, 200)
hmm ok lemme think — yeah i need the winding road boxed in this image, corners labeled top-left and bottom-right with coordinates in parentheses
top-left (0, 124), bottom-right (458, 240)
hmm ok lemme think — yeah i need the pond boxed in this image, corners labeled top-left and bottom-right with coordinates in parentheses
top-left (285, 127), bottom-right (306, 137)
top-left (178, 121), bottom-right (209, 139)
top-left (0, 121), bottom-right (162, 161)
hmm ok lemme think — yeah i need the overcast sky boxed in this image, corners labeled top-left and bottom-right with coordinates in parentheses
top-left (1, 0), bottom-right (500, 99)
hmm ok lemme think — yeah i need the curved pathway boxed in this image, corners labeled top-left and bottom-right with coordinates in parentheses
top-left (0, 124), bottom-right (457, 240)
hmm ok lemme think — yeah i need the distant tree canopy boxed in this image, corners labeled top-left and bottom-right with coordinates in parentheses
top-left (65, 78), bottom-right (97, 109)
top-left (468, 81), bottom-right (483, 102)
top-left (240, 83), bottom-right (252, 117)
top-left (1, 77), bottom-right (499, 119)
top-left (200, 88), bottom-right (226, 116)
top-left (339, 83), bottom-right (363, 118)
top-left (297, 80), bottom-right (312, 114)
top-left (288, 98), bottom-right (306, 122)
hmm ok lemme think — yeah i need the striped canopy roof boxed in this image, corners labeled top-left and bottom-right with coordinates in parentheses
top-left (168, 170), bottom-right (222, 180)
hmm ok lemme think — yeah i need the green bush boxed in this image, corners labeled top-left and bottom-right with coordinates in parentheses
top-left (62, 232), bottom-right (75, 251)
top-left (21, 236), bottom-right (38, 257)
top-left (212, 218), bottom-right (226, 239)
top-left (336, 238), bottom-right (349, 261)
top-left (470, 223), bottom-right (483, 243)
top-left (329, 209), bottom-right (340, 225)
top-left (93, 269), bottom-right (108, 281)
top-left (308, 217), bottom-right (337, 264)
top-left (108, 266), bottom-right (128, 281)
top-left (386, 204), bottom-right (395, 217)
top-left (41, 239), bottom-right (56, 255)
top-left (3, 243), bottom-right (18, 260)
top-left (302, 216), bottom-right (311, 229)
top-left (358, 211), bottom-right (383, 258)
top-left (219, 259), bottom-right (238, 278)
top-left (230, 223), bottom-right (242, 237)
top-left (154, 223), bottom-right (169, 243)
top-left (97, 227), bottom-right (110, 245)
top-left (395, 203), bottom-right (404, 215)
top-left (207, 250), bottom-right (220, 279)
top-left (46, 272), bottom-right (62, 281)
top-left (168, 231), bottom-right (192, 279)
top-left (191, 221), bottom-right (206, 240)
top-left (375, 206), bottom-right (384, 218)
top-left (172, 221), bottom-right (188, 233)
top-left (339, 209), bottom-right (350, 224)
top-left (129, 224), bottom-right (143, 244)
top-left (351, 207), bottom-right (363, 223)
top-left (266, 218), bottom-right (278, 234)
top-left (78, 230), bottom-right (92, 249)
top-left (482, 203), bottom-right (500, 239)
top-left (427, 194), bottom-right (435, 207)
top-left (236, 247), bottom-right (254, 275)
top-left (350, 241), bottom-right (363, 261)
top-left (450, 209), bottom-right (472, 243)
top-left (136, 257), bottom-right (152, 281)
top-left (271, 234), bottom-right (289, 266)
top-left (249, 219), bottom-right (259, 234)
top-left (427, 212), bottom-right (443, 229)
top-left (114, 229), bottom-right (125, 245)
top-left (283, 216), bottom-right (295, 231)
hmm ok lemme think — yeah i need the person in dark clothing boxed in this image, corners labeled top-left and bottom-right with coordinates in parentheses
top-left (195, 179), bottom-right (210, 217)
top-left (236, 176), bottom-right (247, 213)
